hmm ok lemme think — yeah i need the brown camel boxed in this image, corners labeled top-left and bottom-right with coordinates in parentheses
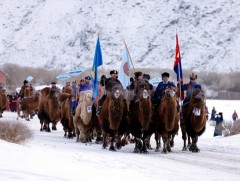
top-left (182, 88), bottom-right (207, 152)
top-left (155, 86), bottom-right (179, 153)
top-left (129, 86), bottom-right (153, 153)
top-left (99, 83), bottom-right (124, 151)
top-left (59, 92), bottom-right (75, 138)
top-left (17, 88), bottom-right (40, 121)
top-left (38, 87), bottom-right (61, 132)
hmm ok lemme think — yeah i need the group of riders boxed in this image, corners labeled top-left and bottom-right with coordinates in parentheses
top-left (94, 70), bottom-right (202, 116)
top-left (16, 69), bottom-right (202, 119)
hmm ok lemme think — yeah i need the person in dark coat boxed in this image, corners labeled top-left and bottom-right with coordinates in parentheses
top-left (50, 81), bottom-right (60, 93)
top-left (181, 73), bottom-right (202, 109)
top-left (152, 72), bottom-right (175, 110)
top-left (19, 80), bottom-right (29, 99)
top-left (128, 71), bottom-right (150, 115)
top-left (214, 112), bottom-right (223, 136)
top-left (143, 73), bottom-right (153, 91)
top-left (210, 107), bottom-right (217, 120)
top-left (97, 70), bottom-right (123, 115)
top-left (9, 92), bottom-right (18, 112)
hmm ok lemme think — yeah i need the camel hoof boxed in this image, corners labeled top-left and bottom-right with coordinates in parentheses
top-left (182, 147), bottom-right (188, 151)
top-left (109, 146), bottom-right (116, 151)
top-left (134, 148), bottom-right (140, 153)
top-left (141, 149), bottom-right (149, 154)
top-left (162, 149), bottom-right (167, 154)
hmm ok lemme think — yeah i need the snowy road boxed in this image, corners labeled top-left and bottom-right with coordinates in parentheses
top-left (0, 103), bottom-right (240, 181)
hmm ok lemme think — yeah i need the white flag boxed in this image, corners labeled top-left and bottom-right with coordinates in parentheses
top-left (118, 49), bottom-right (131, 89)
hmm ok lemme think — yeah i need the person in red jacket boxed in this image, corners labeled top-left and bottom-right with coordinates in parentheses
top-left (232, 110), bottom-right (238, 121)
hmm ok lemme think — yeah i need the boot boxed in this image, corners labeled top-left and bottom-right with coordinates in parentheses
top-left (96, 106), bottom-right (102, 116)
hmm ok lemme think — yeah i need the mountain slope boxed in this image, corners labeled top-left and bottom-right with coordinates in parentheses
top-left (1, 0), bottom-right (240, 72)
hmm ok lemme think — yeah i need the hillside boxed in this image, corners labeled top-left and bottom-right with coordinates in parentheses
top-left (1, 0), bottom-right (240, 72)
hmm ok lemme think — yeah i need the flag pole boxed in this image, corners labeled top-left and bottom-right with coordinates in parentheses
top-left (124, 39), bottom-right (136, 73)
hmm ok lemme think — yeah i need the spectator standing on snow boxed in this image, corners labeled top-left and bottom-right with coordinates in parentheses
top-left (213, 112), bottom-right (223, 137)
top-left (210, 107), bottom-right (217, 120)
top-left (232, 110), bottom-right (238, 121)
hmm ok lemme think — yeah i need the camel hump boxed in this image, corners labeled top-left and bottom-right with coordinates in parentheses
top-left (41, 87), bottom-right (51, 96)
top-left (59, 92), bottom-right (71, 103)
top-left (63, 86), bottom-right (73, 95)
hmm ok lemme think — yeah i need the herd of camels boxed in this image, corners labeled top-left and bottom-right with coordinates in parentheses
top-left (0, 81), bottom-right (207, 153)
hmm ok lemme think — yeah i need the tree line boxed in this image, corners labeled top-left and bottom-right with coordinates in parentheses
top-left (2, 63), bottom-right (240, 98)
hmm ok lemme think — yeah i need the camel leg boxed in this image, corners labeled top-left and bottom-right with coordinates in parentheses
top-left (187, 135), bottom-right (191, 148)
top-left (155, 132), bottom-right (161, 152)
top-left (180, 119), bottom-right (188, 151)
top-left (95, 133), bottom-right (102, 144)
top-left (46, 123), bottom-right (51, 132)
top-left (115, 135), bottom-right (123, 150)
top-left (166, 134), bottom-right (172, 152)
top-left (52, 122), bottom-right (57, 130)
top-left (40, 120), bottom-right (43, 131)
top-left (133, 137), bottom-right (142, 153)
top-left (141, 131), bottom-right (149, 154)
top-left (121, 132), bottom-right (129, 147)
top-left (170, 134), bottom-right (176, 147)
top-left (75, 127), bottom-right (80, 142)
top-left (102, 133), bottom-right (108, 149)
top-left (109, 133), bottom-right (116, 151)
top-left (162, 133), bottom-right (168, 154)
top-left (145, 135), bottom-right (152, 150)
top-left (189, 135), bottom-right (200, 152)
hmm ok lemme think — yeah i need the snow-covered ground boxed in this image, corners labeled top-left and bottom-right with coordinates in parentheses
top-left (0, 99), bottom-right (240, 181)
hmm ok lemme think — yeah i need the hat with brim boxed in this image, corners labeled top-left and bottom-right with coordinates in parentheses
top-left (23, 80), bottom-right (28, 84)
top-left (110, 70), bottom-right (118, 75)
top-left (190, 73), bottom-right (197, 80)
top-left (161, 72), bottom-right (170, 78)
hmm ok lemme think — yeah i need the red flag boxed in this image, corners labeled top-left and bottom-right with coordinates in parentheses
top-left (173, 34), bottom-right (184, 100)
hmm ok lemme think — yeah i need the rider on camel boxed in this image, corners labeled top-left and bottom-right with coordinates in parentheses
top-left (96, 70), bottom-right (123, 116)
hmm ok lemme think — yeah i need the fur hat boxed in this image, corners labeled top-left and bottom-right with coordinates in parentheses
top-left (51, 81), bottom-right (56, 85)
top-left (143, 74), bottom-right (150, 80)
top-left (189, 73), bottom-right (197, 80)
top-left (23, 80), bottom-right (28, 84)
top-left (161, 72), bottom-right (170, 78)
top-left (134, 71), bottom-right (143, 79)
top-left (101, 75), bottom-right (106, 80)
top-left (110, 70), bottom-right (118, 75)
top-left (85, 76), bottom-right (91, 80)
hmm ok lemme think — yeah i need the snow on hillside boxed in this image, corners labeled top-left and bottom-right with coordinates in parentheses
top-left (1, 0), bottom-right (240, 72)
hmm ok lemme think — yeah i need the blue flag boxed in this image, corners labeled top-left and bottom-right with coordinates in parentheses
top-left (118, 48), bottom-right (131, 89)
top-left (91, 36), bottom-right (103, 99)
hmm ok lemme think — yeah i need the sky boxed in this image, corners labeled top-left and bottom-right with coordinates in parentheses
top-left (0, 99), bottom-right (240, 181)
